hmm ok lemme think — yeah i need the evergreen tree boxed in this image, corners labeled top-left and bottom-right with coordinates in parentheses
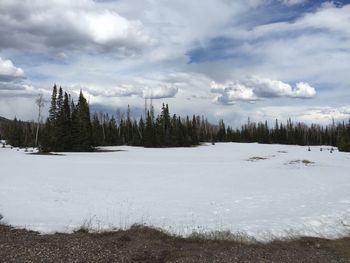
top-left (60, 92), bottom-right (72, 150)
top-left (72, 90), bottom-right (92, 151)
top-left (49, 84), bottom-right (57, 123)
top-left (144, 111), bottom-right (156, 147)
top-left (338, 123), bottom-right (350, 152)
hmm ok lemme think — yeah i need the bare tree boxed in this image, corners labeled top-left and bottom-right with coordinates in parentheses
top-left (35, 93), bottom-right (45, 147)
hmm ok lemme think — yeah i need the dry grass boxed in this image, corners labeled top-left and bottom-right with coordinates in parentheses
top-left (287, 159), bottom-right (315, 166)
top-left (247, 156), bottom-right (269, 162)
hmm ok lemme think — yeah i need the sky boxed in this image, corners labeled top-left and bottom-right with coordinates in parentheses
top-left (0, 0), bottom-right (350, 127)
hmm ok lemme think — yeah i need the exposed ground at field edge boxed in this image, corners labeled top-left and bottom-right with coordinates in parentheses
top-left (1, 224), bottom-right (350, 263)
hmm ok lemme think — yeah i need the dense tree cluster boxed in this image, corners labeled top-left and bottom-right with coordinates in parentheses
top-left (1, 85), bottom-right (350, 152)
top-left (337, 122), bottom-right (350, 152)
top-left (0, 118), bottom-right (37, 148)
top-left (40, 85), bottom-right (93, 152)
top-left (91, 102), bottom-right (216, 148)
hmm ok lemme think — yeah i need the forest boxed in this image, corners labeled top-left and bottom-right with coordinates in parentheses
top-left (1, 85), bottom-right (350, 152)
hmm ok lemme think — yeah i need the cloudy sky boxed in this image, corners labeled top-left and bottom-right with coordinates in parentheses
top-left (1, 0), bottom-right (350, 126)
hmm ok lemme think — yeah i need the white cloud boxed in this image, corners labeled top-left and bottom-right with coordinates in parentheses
top-left (291, 82), bottom-right (316, 98)
top-left (245, 77), bottom-right (295, 98)
top-left (71, 80), bottom-right (179, 101)
top-left (211, 77), bottom-right (316, 104)
top-left (281, 0), bottom-right (307, 6)
top-left (0, 57), bottom-right (24, 81)
top-left (211, 81), bottom-right (257, 104)
top-left (85, 85), bottom-right (141, 98)
top-left (142, 86), bottom-right (178, 99)
top-left (246, 77), bottom-right (316, 98)
top-left (79, 10), bottom-right (152, 50)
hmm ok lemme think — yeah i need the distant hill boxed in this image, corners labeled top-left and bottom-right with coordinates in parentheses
top-left (0, 116), bottom-right (10, 123)
top-left (0, 116), bottom-right (10, 128)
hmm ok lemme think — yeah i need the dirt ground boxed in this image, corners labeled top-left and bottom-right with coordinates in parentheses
top-left (0, 224), bottom-right (350, 263)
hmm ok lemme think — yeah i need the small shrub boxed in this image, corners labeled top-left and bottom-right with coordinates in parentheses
top-left (74, 216), bottom-right (98, 234)
top-left (74, 226), bottom-right (89, 234)
top-left (302, 160), bottom-right (313, 165)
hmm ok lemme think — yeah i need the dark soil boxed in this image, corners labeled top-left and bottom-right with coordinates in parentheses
top-left (93, 148), bottom-right (125, 153)
top-left (28, 152), bottom-right (64, 156)
top-left (27, 149), bottom-right (125, 155)
top-left (1, 224), bottom-right (350, 262)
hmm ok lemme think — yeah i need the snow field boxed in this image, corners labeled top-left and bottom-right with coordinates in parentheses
top-left (0, 142), bottom-right (350, 241)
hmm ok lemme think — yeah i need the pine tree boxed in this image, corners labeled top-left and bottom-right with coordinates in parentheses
top-left (91, 113), bottom-right (103, 147)
top-left (74, 90), bottom-right (92, 151)
top-left (49, 85), bottom-right (57, 123)
top-left (338, 123), bottom-right (350, 152)
top-left (144, 111), bottom-right (155, 147)
top-left (57, 87), bottom-right (63, 113)
top-left (60, 92), bottom-right (72, 150)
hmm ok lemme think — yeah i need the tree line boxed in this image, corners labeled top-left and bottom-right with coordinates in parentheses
top-left (0, 85), bottom-right (218, 151)
top-left (0, 117), bottom-right (36, 147)
top-left (1, 85), bottom-right (350, 152)
top-left (221, 118), bottom-right (350, 152)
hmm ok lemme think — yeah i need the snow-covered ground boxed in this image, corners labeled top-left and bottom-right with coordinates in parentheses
top-left (1, 142), bottom-right (350, 241)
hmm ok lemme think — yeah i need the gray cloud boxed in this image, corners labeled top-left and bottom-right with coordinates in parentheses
top-left (0, 82), bottom-right (27, 91)
top-left (0, 0), bottom-right (153, 55)
top-left (0, 0), bottom-right (349, 126)
top-left (0, 83), bottom-right (44, 98)
top-left (0, 56), bottom-right (47, 99)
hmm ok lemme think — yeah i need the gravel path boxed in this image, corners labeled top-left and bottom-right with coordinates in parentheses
top-left (0, 224), bottom-right (350, 262)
